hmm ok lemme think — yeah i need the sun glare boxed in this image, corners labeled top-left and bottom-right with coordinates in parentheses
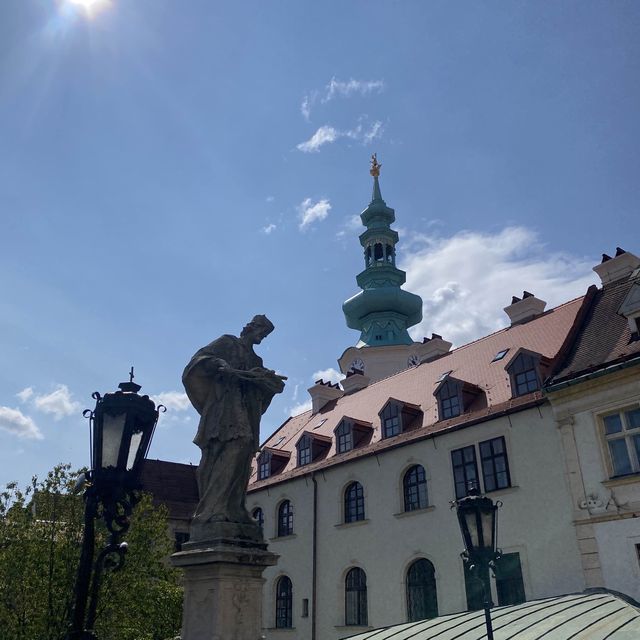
top-left (66, 0), bottom-right (111, 18)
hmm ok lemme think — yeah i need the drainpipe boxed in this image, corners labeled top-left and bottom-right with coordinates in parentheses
top-left (311, 471), bottom-right (318, 640)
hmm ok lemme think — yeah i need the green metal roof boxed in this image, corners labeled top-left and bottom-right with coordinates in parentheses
top-left (340, 592), bottom-right (640, 640)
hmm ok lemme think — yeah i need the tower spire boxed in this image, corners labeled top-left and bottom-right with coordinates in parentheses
top-left (342, 156), bottom-right (423, 347)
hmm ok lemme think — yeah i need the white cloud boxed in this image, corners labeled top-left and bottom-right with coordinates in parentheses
top-left (312, 367), bottom-right (345, 385)
top-left (298, 120), bottom-right (383, 153)
top-left (323, 77), bottom-right (384, 103)
top-left (152, 391), bottom-right (191, 412)
top-left (298, 198), bottom-right (331, 231)
top-left (261, 223), bottom-right (277, 235)
top-left (33, 385), bottom-right (81, 421)
top-left (0, 406), bottom-right (42, 440)
top-left (16, 387), bottom-right (34, 403)
top-left (297, 126), bottom-right (339, 153)
top-left (265, 195), bottom-right (275, 203)
top-left (403, 227), bottom-right (597, 347)
top-left (288, 400), bottom-right (312, 416)
top-left (301, 94), bottom-right (314, 121)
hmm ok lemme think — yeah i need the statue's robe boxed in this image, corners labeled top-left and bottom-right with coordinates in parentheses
top-left (182, 335), bottom-right (283, 527)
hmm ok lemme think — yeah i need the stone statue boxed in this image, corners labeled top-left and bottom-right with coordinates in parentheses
top-left (182, 315), bottom-right (286, 543)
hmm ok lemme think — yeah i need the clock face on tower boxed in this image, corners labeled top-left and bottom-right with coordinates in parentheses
top-left (407, 354), bottom-right (420, 367)
top-left (349, 358), bottom-right (365, 373)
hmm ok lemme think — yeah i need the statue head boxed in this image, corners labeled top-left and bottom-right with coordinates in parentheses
top-left (241, 314), bottom-right (275, 344)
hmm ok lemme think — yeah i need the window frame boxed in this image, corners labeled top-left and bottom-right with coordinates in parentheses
top-left (336, 420), bottom-right (354, 453)
top-left (381, 401), bottom-right (402, 438)
top-left (344, 481), bottom-right (365, 523)
top-left (600, 405), bottom-right (640, 477)
top-left (506, 351), bottom-right (542, 397)
top-left (345, 567), bottom-right (368, 627)
top-left (277, 500), bottom-right (294, 537)
top-left (275, 575), bottom-right (293, 629)
top-left (403, 465), bottom-right (428, 512)
top-left (258, 451), bottom-right (272, 480)
top-left (297, 434), bottom-right (312, 466)
top-left (437, 378), bottom-right (463, 420)
top-left (479, 436), bottom-right (512, 492)
top-left (451, 445), bottom-right (480, 499)
top-left (406, 558), bottom-right (438, 622)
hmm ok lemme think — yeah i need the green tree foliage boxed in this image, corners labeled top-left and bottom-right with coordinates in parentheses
top-left (0, 464), bottom-right (182, 640)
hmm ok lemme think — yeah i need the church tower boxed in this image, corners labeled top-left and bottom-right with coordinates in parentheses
top-left (338, 156), bottom-right (451, 386)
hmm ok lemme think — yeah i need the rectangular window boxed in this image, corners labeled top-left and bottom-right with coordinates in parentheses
top-left (463, 562), bottom-right (485, 611)
top-left (451, 446), bottom-right (479, 499)
top-left (258, 453), bottom-right (271, 480)
top-left (479, 437), bottom-right (511, 492)
top-left (302, 598), bottom-right (309, 618)
top-left (603, 406), bottom-right (640, 476)
top-left (337, 422), bottom-right (353, 453)
top-left (382, 403), bottom-right (402, 438)
top-left (495, 553), bottom-right (526, 606)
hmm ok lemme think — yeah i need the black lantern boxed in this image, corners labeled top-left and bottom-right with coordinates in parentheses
top-left (452, 485), bottom-right (502, 640)
top-left (90, 371), bottom-right (159, 489)
top-left (67, 369), bottom-right (163, 640)
top-left (455, 486), bottom-right (499, 565)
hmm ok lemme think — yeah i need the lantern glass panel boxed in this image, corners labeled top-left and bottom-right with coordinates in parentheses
top-left (126, 431), bottom-right (143, 471)
top-left (102, 413), bottom-right (126, 469)
top-left (464, 511), bottom-right (480, 550)
top-left (481, 509), bottom-right (494, 552)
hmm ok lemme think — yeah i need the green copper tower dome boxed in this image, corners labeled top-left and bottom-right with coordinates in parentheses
top-left (342, 155), bottom-right (423, 347)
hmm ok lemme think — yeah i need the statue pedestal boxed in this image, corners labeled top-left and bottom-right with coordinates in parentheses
top-left (171, 541), bottom-right (278, 640)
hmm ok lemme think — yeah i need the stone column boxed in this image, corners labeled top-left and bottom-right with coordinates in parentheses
top-left (171, 536), bottom-right (278, 640)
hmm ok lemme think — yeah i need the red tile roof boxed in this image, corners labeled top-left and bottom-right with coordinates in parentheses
top-left (249, 296), bottom-right (585, 490)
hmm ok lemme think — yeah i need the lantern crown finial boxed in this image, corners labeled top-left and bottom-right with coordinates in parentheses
top-left (118, 366), bottom-right (142, 393)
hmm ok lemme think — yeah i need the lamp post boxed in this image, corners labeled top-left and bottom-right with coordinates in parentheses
top-left (452, 485), bottom-right (502, 640)
top-left (67, 369), bottom-right (164, 640)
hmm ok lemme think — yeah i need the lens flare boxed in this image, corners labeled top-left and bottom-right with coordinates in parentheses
top-left (66, 0), bottom-right (111, 17)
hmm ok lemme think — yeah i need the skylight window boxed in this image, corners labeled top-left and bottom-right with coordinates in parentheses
top-left (492, 348), bottom-right (510, 363)
top-left (274, 436), bottom-right (286, 447)
top-left (314, 418), bottom-right (327, 430)
top-left (436, 370), bottom-right (452, 383)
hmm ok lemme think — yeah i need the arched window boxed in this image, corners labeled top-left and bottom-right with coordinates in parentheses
top-left (386, 243), bottom-right (394, 263)
top-left (277, 500), bottom-right (293, 537)
top-left (252, 507), bottom-right (264, 530)
top-left (374, 242), bottom-right (384, 261)
top-left (406, 559), bottom-right (438, 621)
top-left (365, 246), bottom-right (372, 266)
top-left (345, 567), bottom-right (368, 626)
top-left (403, 465), bottom-right (428, 511)
top-left (344, 482), bottom-right (365, 523)
top-left (275, 576), bottom-right (293, 628)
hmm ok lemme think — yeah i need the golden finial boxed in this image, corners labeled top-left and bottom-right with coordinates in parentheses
top-left (369, 153), bottom-right (381, 177)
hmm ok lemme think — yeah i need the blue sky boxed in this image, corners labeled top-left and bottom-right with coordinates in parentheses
top-left (1, 0), bottom-right (639, 489)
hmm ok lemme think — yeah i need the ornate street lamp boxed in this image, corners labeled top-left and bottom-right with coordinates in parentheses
top-left (67, 369), bottom-right (164, 640)
top-left (452, 485), bottom-right (502, 640)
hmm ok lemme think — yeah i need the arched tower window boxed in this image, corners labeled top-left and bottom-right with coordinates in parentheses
top-left (252, 507), bottom-right (264, 530)
top-left (374, 243), bottom-right (384, 262)
top-left (275, 576), bottom-right (293, 628)
top-left (277, 500), bottom-right (293, 537)
top-left (365, 245), bottom-right (372, 266)
top-left (345, 568), bottom-right (368, 626)
top-left (403, 465), bottom-right (428, 511)
top-left (386, 243), bottom-right (394, 263)
top-left (344, 481), bottom-right (365, 523)
top-left (406, 559), bottom-right (438, 621)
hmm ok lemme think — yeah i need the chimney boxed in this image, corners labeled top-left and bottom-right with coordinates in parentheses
top-left (504, 291), bottom-right (547, 325)
top-left (593, 247), bottom-right (640, 286)
top-left (307, 379), bottom-right (344, 414)
top-left (341, 369), bottom-right (371, 395)
top-left (418, 333), bottom-right (453, 363)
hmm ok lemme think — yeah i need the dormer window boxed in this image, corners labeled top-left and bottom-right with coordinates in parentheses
top-left (506, 350), bottom-right (546, 397)
top-left (298, 435), bottom-right (312, 466)
top-left (295, 431), bottom-right (331, 467)
top-left (439, 379), bottom-right (461, 419)
top-left (434, 376), bottom-right (485, 422)
top-left (257, 447), bottom-right (291, 480)
top-left (334, 417), bottom-right (373, 454)
top-left (379, 399), bottom-right (423, 439)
